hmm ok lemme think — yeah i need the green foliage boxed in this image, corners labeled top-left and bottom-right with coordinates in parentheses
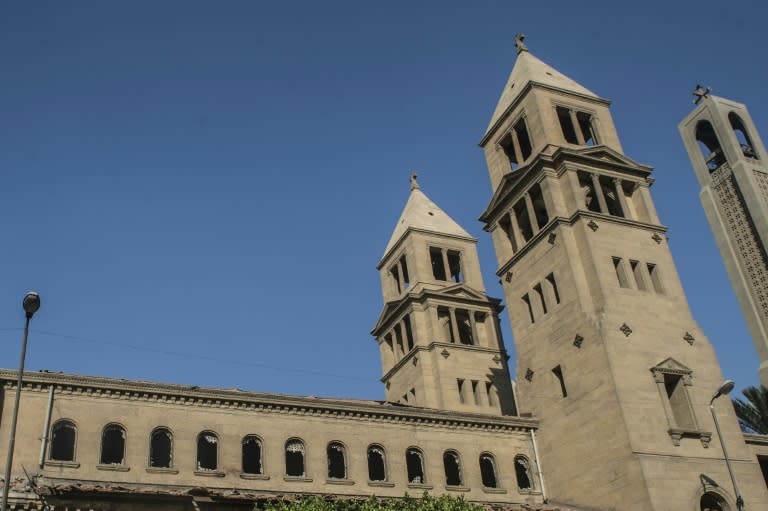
top-left (258, 493), bottom-right (488, 511)
top-left (732, 385), bottom-right (768, 434)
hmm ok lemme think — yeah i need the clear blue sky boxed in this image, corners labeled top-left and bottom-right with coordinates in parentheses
top-left (1, 1), bottom-right (766, 400)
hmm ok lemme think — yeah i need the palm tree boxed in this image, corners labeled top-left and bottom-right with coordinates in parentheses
top-left (732, 385), bottom-right (768, 434)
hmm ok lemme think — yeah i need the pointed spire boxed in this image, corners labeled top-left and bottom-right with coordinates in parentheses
top-left (484, 36), bottom-right (600, 137)
top-left (382, 176), bottom-right (474, 259)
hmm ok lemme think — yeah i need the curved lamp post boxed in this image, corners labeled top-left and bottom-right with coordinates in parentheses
top-left (1, 292), bottom-right (41, 511)
top-left (709, 379), bottom-right (745, 511)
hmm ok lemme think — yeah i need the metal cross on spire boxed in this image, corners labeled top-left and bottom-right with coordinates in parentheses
top-left (410, 172), bottom-right (420, 190)
top-left (515, 33), bottom-right (528, 55)
top-left (693, 84), bottom-right (712, 105)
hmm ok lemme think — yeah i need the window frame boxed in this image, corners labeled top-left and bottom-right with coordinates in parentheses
top-left (148, 426), bottom-right (174, 470)
top-left (326, 440), bottom-right (349, 480)
top-left (366, 444), bottom-right (388, 483)
top-left (242, 434), bottom-right (265, 476)
top-left (48, 419), bottom-right (78, 464)
top-left (99, 422), bottom-right (127, 467)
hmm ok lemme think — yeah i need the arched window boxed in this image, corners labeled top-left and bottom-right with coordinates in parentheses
top-left (100, 423), bottom-right (126, 465)
top-left (443, 450), bottom-right (463, 486)
top-left (196, 431), bottom-right (218, 471)
top-left (49, 420), bottom-right (76, 462)
top-left (514, 455), bottom-right (532, 490)
top-left (729, 112), bottom-right (759, 160)
top-left (367, 444), bottom-right (386, 482)
top-left (479, 453), bottom-right (498, 488)
top-left (149, 427), bottom-right (172, 468)
top-left (405, 447), bottom-right (425, 484)
top-left (285, 438), bottom-right (306, 477)
top-left (242, 435), bottom-right (263, 474)
top-left (695, 120), bottom-right (726, 171)
top-left (327, 441), bottom-right (347, 479)
top-left (700, 491), bottom-right (729, 511)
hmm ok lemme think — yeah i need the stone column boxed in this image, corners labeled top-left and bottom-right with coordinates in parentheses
top-left (448, 308), bottom-right (460, 344)
top-left (590, 173), bottom-right (609, 214)
top-left (524, 193), bottom-right (540, 235)
top-left (569, 109), bottom-right (586, 145)
top-left (508, 209), bottom-right (525, 249)
top-left (613, 178), bottom-right (629, 218)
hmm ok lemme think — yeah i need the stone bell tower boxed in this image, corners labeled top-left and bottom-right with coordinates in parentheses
top-left (679, 89), bottom-right (768, 387)
top-left (372, 174), bottom-right (516, 416)
top-left (478, 36), bottom-right (768, 510)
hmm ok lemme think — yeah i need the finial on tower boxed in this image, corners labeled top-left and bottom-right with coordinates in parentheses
top-left (692, 84), bottom-right (712, 105)
top-left (514, 33), bottom-right (528, 55)
top-left (410, 172), bottom-right (420, 190)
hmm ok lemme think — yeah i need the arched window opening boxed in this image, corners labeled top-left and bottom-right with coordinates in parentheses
top-left (242, 435), bottom-right (263, 474)
top-left (149, 428), bottom-right (172, 468)
top-left (729, 112), bottom-right (759, 160)
top-left (695, 120), bottom-right (726, 171)
top-left (367, 445), bottom-right (386, 482)
top-left (700, 491), bottom-right (729, 511)
top-left (443, 450), bottom-right (462, 486)
top-left (100, 424), bottom-right (126, 465)
top-left (50, 420), bottom-right (76, 462)
top-left (479, 454), bottom-right (498, 488)
top-left (197, 431), bottom-right (218, 471)
top-left (327, 442), bottom-right (347, 479)
top-left (406, 448), bottom-right (425, 484)
top-left (285, 439), bottom-right (306, 477)
top-left (514, 455), bottom-right (532, 490)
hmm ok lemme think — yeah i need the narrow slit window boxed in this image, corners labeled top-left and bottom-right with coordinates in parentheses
top-left (394, 324), bottom-right (405, 358)
top-left (430, 247), bottom-right (447, 280)
top-left (471, 380), bottom-right (481, 405)
top-left (522, 294), bottom-right (535, 323)
top-left (533, 283), bottom-right (547, 314)
top-left (479, 454), bottom-right (498, 488)
top-left (150, 428), bottom-right (172, 469)
top-left (50, 420), bottom-right (76, 462)
top-left (647, 263), bottom-right (664, 294)
top-left (546, 273), bottom-right (560, 304)
top-left (457, 379), bottom-right (466, 404)
top-left (285, 439), bottom-right (306, 477)
top-left (406, 448), bottom-right (425, 484)
top-left (601, 177), bottom-right (624, 217)
top-left (513, 200), bottom-right (534, 241)
top-left (664, 374), bottom-right (696, 430)
top-left (552, 365), bottom-right (568, 398)
top-left (447, 250), bottom-right (462, 282)
top-left (514, 118), bottom-right (533, 161)
top-left (514, 456), bottom-right (533, 490)
top-left (529, 184), bottom-right (549, 229)
top-left (403, 314), bottom-right (414, 351)
top-left (443, 451), bottom-right (463, 486)
top-left (242, 435), bottom-right (263, 474)
top-left (630, 260), bottom-right (647, 291)
top-left (556, 106), bottom-right (578, 144)
top-left (197, 431), bottom-right (218, 471)
top-left (498, 214), bottom-right (518, 252)
top-left (390, 264), bottom-right (401, 294)
top-left (100, 424), bottom-right (126, 465)
top-left (577, 111), bottom-right (597, 146)
top-left (399, 255), bottom-right (411, 289)
top-left (455, 309), bottom-right (474, 345)
top-left (613, 257), bottom-right (630, 288)
top-left (578, 171), bottom-right (601, 212)
top-left (486, 382), bottom-right (499, 407)
top-left (367, 445), bottom-right (386, 482)
top-left (438, 307), bottom-right (455, 343)
top-left (499, 132), bottom-right (519, 170)
top-left (327, 442), bottom-right (347, 479)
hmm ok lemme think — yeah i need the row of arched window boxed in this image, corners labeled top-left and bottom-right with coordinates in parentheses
top-left (48, 420), bottom-right (534, 490)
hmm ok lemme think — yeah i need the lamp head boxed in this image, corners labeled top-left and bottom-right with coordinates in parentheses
top-left (711, 379), bottom-right (736, 403)
top-left (23, 292), bottom-right (40, 318)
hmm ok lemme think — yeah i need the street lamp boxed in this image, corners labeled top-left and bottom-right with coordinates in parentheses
top-left (1, 292), bottom-right (41, 511)
top-left (709, 379), bottom-right (745, 511)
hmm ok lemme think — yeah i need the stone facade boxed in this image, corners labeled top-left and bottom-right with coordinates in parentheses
top-left (1, 40), bottom-right (768, 511)
top-left (479, 42), bottom-right (768, 510)
top-left (679, 95), bottom-right (768, 387)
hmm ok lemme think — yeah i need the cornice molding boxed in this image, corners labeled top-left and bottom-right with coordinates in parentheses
top-left (0, 370), bottom-right (536, 433)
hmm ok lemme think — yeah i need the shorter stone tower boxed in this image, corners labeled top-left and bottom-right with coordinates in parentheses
top-left (679, 90), bottom-right (768, 387)
top-left (372, 175), bottom-right (516, 415)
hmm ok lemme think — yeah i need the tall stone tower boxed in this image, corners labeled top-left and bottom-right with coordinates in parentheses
top-left (679, 91), bottom-right (768, 387)
top-left (372, 175), bottom-right (516, 416)
top-left (478, 37), bottom-right (768, 510)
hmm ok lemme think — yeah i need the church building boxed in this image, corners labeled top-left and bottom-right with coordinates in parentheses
top-left (1, 38), bottom-right (768, 511)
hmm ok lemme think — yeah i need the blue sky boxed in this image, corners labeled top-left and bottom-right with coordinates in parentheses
top-left (1, 1), bottom-right (766, 400)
